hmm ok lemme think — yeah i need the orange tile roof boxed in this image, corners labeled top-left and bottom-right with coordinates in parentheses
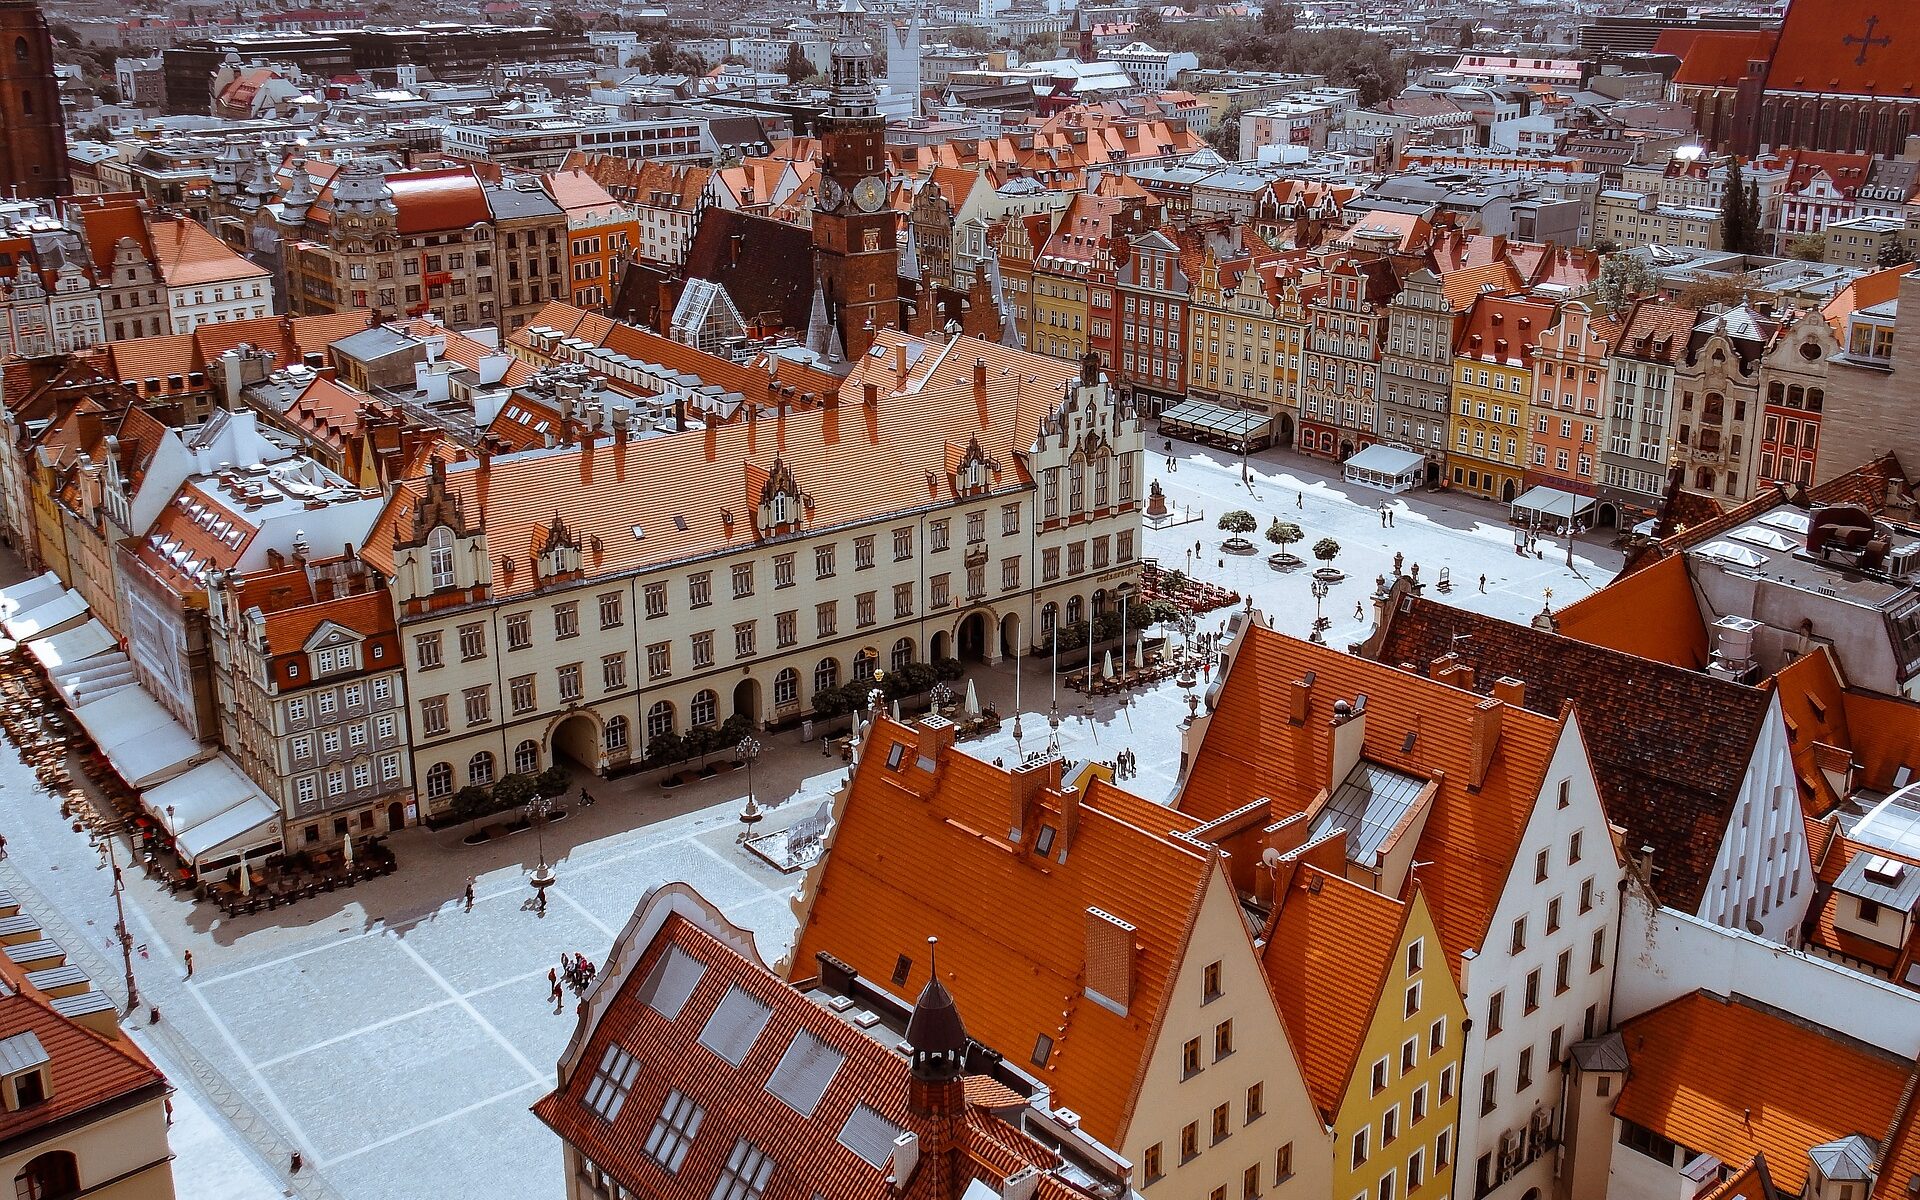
top-left (1615, 991), bottom-right (1914, 1192)
top-left (150, 217), bottom-right (269, 287)
top-left (370, 328), bottom-right (1077, 596)
top-left (1553, 554), bottom-right (1710, 669)
top-left (1820, 263), bottom-right (1917, 335)
top-left (1700, 1156), bottom-right (1777, 1200)
top-left (0, 992), bottom-right (167, 1146)
top-left (1261, 867), bottom-right (1409, 1119)
top-left (1766, 0), bottom-right (1920, 100)
top-left (790, 721), bottom-right (1219, 1147)
top-left (1439, 261), bottom-right (1524, 311)
top-left (71, 197), bottom-right (153, 271)
top-left (387, 168), bottom-right (492, 235)
top-left (284, 373), bottom-right (383, 457)
top-left (1177, 625), bottom-right (1563, 970)
top-left (1671, 30), bottom-right (1778, 88)
top-left (1772, 648), bottom-right (1853, 814)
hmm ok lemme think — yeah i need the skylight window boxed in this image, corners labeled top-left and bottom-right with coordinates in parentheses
top-left (710, 1139), bottom-right (774, 1200)
top-left (582, 1044), bottom-right (639, 1122)
top-left (697, 986), bottom-right (772, 1066)
top-left (643, 1089), bottom-right (703, 1172)
top-left (1696, 541), bottom-right (1768, 569)
top-left (764, 1030), bottom-right (843, 1117)
top-left (1730, 526), bottom-right (1798, 552)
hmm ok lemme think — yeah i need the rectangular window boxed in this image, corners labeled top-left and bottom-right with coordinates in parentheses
top-left (414, 632), bottom-right (443, 670)
top-left (1511, 917), bottom-right (1527, 955)
top-left (1212, 1102), bottom-right (1230, 1143)
top-left (1569, 830), bottom-right (1583, 863)
top-left (968, 511), bottom-right (986, 544)
top-left (931, 574), bottom-right (950, 608)
top-left (1525, 969), bottom-right (1541, 1014)
top-left (1243, 1165), bottom-right (1260, 1200)
top-left (1439, 1065), bottom-right (1454, 1104)
top-left (1276, 1143), bottom-right (1293, 1182)
top-left (1557, 950), bottom-right (1572, 994)
top-left (1246, 1082), bottom-right (1264, 1122)
top-left (689, 572), bottom-right (712, 607)
top-left (930, 519), bottom-right (950, 552)
top-left (510, 674), bottom-right (536, 714)
top-left (1182, 1122), bottom-right (1199, 1162)
top-left (1204, 961), bottom-right (1222, 1001)
top-left (506, 612), bottom-right (531, 649)
top-left (647, 642), bottom-right (671, 679)
top-left (1591, 928), bottom-right (1606, 973)
top-left (1518, 1047), bottom-right (1534, 1092)
top-left (773, 553), bottom-right (795, 589)
top-left (815, 545), bottom-right (835, 578)
top-left (1002, 503), bottom-right (1021, 535)
top-left (1480, 1070), bottom-right (1498, 1116)
top-left (602, 653), bottom-right (626, 691)
top-left (554, 602), bottom-right (579, 640)
top-left (776, 610), bottom-right (798, 648)
top-left (1043, 548), bottom-right (1060, 581)
top-left (1144, 1144), bottom-right (1163, 1183)
top-left (1214, 1019), bottom-right (1234, 1060)
top-left (598, 591), bottom-right (624, 629)
top-left (712, 1138), bottom-right (774, 1200)
top-left (457, 622), bottom-right (486, 661)
top-left (856, 592), bottom-right (875, 627)
top-left (1383, 1106), bottom-right (1399, 1146)
top-left (731, 563), bottom-right (754, 598)
top-left (1488, 992), bottom-right (1504, 1037)
top-left (893, 583), bottom-right (913, 619)
top-left (893, 527), bottom-right (914, 560)
top-left (854, 536), bottom-right (875, 569)
top-left (1183, 1038), bottom-right (1202, 1078)
top-left (1352, 1128), bottom-right (1369, 1168)
top-left (815, 603), bottom-right (837, 638)
top-left (462, 686), bottom-right (491, 726)
top-left (1412, 1084), bottom-right (1428, 1124)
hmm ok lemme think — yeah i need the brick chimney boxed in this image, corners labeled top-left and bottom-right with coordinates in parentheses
top-left (1288, 670), bottom-right (1316, 724)
top-left (1328, 695), bottom-right (1367, 789)
top-left (1470, 697), bottom-right (1503, 787)
top-left (916, 715), bottom-right (955, 763)
top-left (1492, 676), bottom-right (1526, 709)
top-left (1084, 907), bottom-right (1135, 1011)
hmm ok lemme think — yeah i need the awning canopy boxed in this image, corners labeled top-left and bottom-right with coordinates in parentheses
top-left (25, 619), bottom-right (116, 674)
top-left (1343, 444), bottom-right (1426, 477)
top-left (71, 686), bottom-right (208, 789)
top-left (1159, 399), bottom-right (1275, 440)
top-left (1, 589), bottom-right (88, 642)
top-left (1510, 485), bottom-right (1596, 523)
top-left (0, 572), bottom-right (66, 622)
top-left (146, 756), bottom-right (281, 866)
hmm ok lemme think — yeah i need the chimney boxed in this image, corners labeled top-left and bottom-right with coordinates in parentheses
top-left (887, 1131), bottom-right (921, 1188)
top-left (894, 342), bottom-right (908, 383)
top-left (1007, 757), bottom-right (1052, 841)
top-left (1492, 676), bottom-right (1526, 708)
top-left (1288, 670), bottom-right (1315, 724)
top-left (973, 356), bottom-right (986, 402)
top-left (1470, 697), bottom-right (1502, 787)
top-left (863, 381), bottom-right (878, 407)
top-left (1328, 695), bottom-right (1367, 789)
top-left (611, 404), bottom-right (630, 444)
top-left (916, 715), bottom-right (955, 763)
top-left (1003, 1166), bottom-right (1041, 1200)
top-left (1084, 907), bottom-right (1135, 1011)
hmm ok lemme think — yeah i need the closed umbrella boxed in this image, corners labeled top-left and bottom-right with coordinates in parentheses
top-left (239, 855), bottom-right (250, 895)
top-left (343, 834), bottom-right (354, 872)
top-left (964, 678), bottom-right (981, 717)
top-left (891, 699), bottom-right (901, 721)
top-left (1102, 649), bottom-right (1115, 680)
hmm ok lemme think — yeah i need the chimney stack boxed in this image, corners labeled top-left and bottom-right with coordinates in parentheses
top-left (1084, 907), bottom-right (1135, 1011)
top-left (1328, 695), bottom-right (1367, 789)
top-left (1492, 676), bottom-right (1526, 709)
top-left (1470, 697), bottom-right (1503, 787)
top-left (1289, 671), bottom-right (1315, 724)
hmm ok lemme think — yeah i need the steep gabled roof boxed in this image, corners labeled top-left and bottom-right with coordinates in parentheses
top-left (1178, 625), bottom-right (1563, 968)
top-left (1615, 991), bottom-right (1914, 1193)
top-left (790, 721), bottom-right (1218, 1147)
top-left (1261, 867), bottom-right (1410, 1120)
top-left (0, 991), bottom-right (167, 1147)
top-left (1370, 595), bottom-right (1770, 913)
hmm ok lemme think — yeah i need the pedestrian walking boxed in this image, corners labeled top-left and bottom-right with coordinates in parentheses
top-left (182, 949), bottom-right (193, 979)
top-left (464, 876), bottom-right (475, 911)
top-left (1388, 509), bottom-right (1395, 527)
top-left (1478, 574), bottom-right (1487, 592)
top-left (1355, 602), bottom-right (1365, 621)
top-left (1296, 491), bottom-right (1303, 509)
top-left (1380, 505), bottom-right (1389, 527)
top-left (536, 889), bottom-right (547, 914)
top-left (579, 787), bottom-right (594, 808)
top-left (548, 968), bottom-right (560, 1005)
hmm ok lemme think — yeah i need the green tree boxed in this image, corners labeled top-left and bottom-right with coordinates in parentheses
top-left (1877, 237), bottom-right (1914, 268)
top-left (1218, 509), bottom-right (1257, 547)
top-left (1207, 107), bottom-right (1243, 158)
top-left (548, 7), bottom-right (583, 35)
top-left (1161, 568), bottom-right (1189, 599)
top-left (1266, 518), bottom-right (1303, 559)
top-left (1785, 232), bottom-right (1827, 262)
top-left (1312, 537), bottom-right (1341, 566)
top-left (1595, 252), bottom-right (1656, 315)
top-left (781, 41), bottom-right (812, 85)
top-left (534, 765), bottom-right (572, 799)
top-left (1720, 156), bottom-right (1751, 253)
top-left (492, 772), bottom-right (536, 810)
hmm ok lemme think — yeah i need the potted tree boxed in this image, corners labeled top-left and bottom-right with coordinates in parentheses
top-left (1218, 509), bottom-right (1258, 553)
top-left (1312, 537), bottom-right (1344, 581)
top-left (1266, 518), bottom-right (1304, 569)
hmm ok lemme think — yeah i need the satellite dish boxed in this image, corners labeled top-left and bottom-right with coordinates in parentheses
top-left (1744, 919), bottom-right (1765, 936)
top-left (1261, 847), bottom-right (1282, 868)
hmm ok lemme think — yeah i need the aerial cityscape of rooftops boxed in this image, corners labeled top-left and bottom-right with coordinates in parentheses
top-left (3, 0), bottom-right (1920, 1193)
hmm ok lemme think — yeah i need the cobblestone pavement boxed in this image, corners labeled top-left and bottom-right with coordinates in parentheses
top-left (0, 440), bottom-right (1619, 1200)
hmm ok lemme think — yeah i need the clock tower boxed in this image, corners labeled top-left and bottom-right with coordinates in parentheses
top-left (812, 0), bottom-right (898, 360)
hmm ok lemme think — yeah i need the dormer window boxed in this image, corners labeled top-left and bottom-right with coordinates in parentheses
top-left (0, 1032), bottom-right (51, 1111)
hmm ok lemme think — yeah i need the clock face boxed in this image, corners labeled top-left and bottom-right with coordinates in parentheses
top-left (816, 176), bottom-right (847, 213)
top-left (853, 176), bottom-right (886, 213)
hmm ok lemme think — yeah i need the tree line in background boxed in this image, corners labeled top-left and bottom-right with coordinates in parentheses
top-left (1145, 2), bottom-right (1406, 109)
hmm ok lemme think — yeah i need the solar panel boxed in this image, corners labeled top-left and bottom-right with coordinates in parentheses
top-left (697, 985), bottom-right (772, 1066)
top-left (837, 1103), bottom-right (904, 1168)
top-left (638, 945), bottom-right (707, 1020)
top-left (764, 1029), bottom-right (844, 1117)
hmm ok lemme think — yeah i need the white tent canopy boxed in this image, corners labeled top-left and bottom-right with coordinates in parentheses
top-left (72, 686), bottom-right (208, 789)
top-left (0, 572), bottom-right (66, 621)
top-left (1, 589), bottom-right (88, 642)
top-left (25, 619), bottom-right (116, 674)
top-left (1510, 484), bottom-right (1595, 526)
top-left (146, 756), bottom-right (281, 868)
top-left (1342, 444), bottom-right (1426, 494)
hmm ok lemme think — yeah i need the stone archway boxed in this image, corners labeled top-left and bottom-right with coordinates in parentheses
top-left (1597, 502), bottom-right (1618, 528)
top-left (550, 710), bottom-right (602, 776)
top-left (957, 609), bottom-right (992, 662)
top-left (732, 677), bottom-right (761, 726)
top-left (1501, 478), bottom-right (1517, 503)
top-left (1000, 611), bottom-right (1022, 659)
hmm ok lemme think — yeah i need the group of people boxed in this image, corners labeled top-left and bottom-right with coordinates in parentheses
top-left (549, 953), bottom-right (597, 1005)
top-left (1112, 749), bottom-right (1140, 779)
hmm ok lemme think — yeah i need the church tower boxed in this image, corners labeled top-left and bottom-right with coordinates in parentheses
top-left (903, 937), bottom-right (968, 1198)
top-left (812, 0), bottom-right (898, 361)
top-left (0, 0), bottom-right (70, 199)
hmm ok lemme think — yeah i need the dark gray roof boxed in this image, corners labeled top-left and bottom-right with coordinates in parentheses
top-left (484, 184), bottom-right (564, 221)
top-left (1833, 852), bottom-right (1920, 913)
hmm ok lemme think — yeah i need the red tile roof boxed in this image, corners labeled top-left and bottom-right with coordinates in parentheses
top-left (0, 992), bottom-right (167, 1147)
top-left (1369, 593), bottom-right (1770, 914)
top-left (387, 168), bottom-right (491, 235)
top-left (1615, 991), bottom-right (1914, 1192)
top-left (791, 721), bottom-right (1218, 1147)
top-left (1671, 30), bottom-right (1778, 88)
top-left (150, 217), bottom-right (270, 287)
top-left (1178, 625), bottom-right (1564, 972)
top-left (1764, 0), bottom-right (1918, 98)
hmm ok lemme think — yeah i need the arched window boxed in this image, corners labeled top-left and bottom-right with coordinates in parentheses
top-left (646, 701), bottom-right (674, 740)
top-left (852, 648), bottom-right (877, 681)
top-left (1041, 602), bottom-right (1058, 638)
top-left (468, 752), bottom-right (494, 786)
top-left (773, 668), bottom-right (799, 708)
top-left (890, 637), bottom-right (914, 672)
top-left (15, 36), bottom-right (29, 61)
top-left (1065, 595), bottom-right (1083, 626)
top-left (513, 739), bottom-right (539, 774)
top-left (425, 762), bottom-right (452, 799)
top-left (1786, 384), bottom-right (1803, 409)
top-left (1767, 380), bottom-right (1784, 404)
top-left (1806, 388), bottom-right (1823, 412)
top-left (427, 527), bottom-right (455, 591)
top-left (690, 689), bottom-right (718, 728)
top-left (604, 715), bottom-right (628, 751)
top-left (14, 1151), bottom-right (78, 1200)
top-left (812, 657), bottom-right (839, 695)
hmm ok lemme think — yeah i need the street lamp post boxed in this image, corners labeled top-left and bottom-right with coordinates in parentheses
top-left (105, 836), bottom-right (138, 1012)
top-left (735, 736), bottom-right (762, 842)
top-left (1310, 578), bottom-right (1330, 643)
top-left (526, 794), bottom-right (554, 899)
